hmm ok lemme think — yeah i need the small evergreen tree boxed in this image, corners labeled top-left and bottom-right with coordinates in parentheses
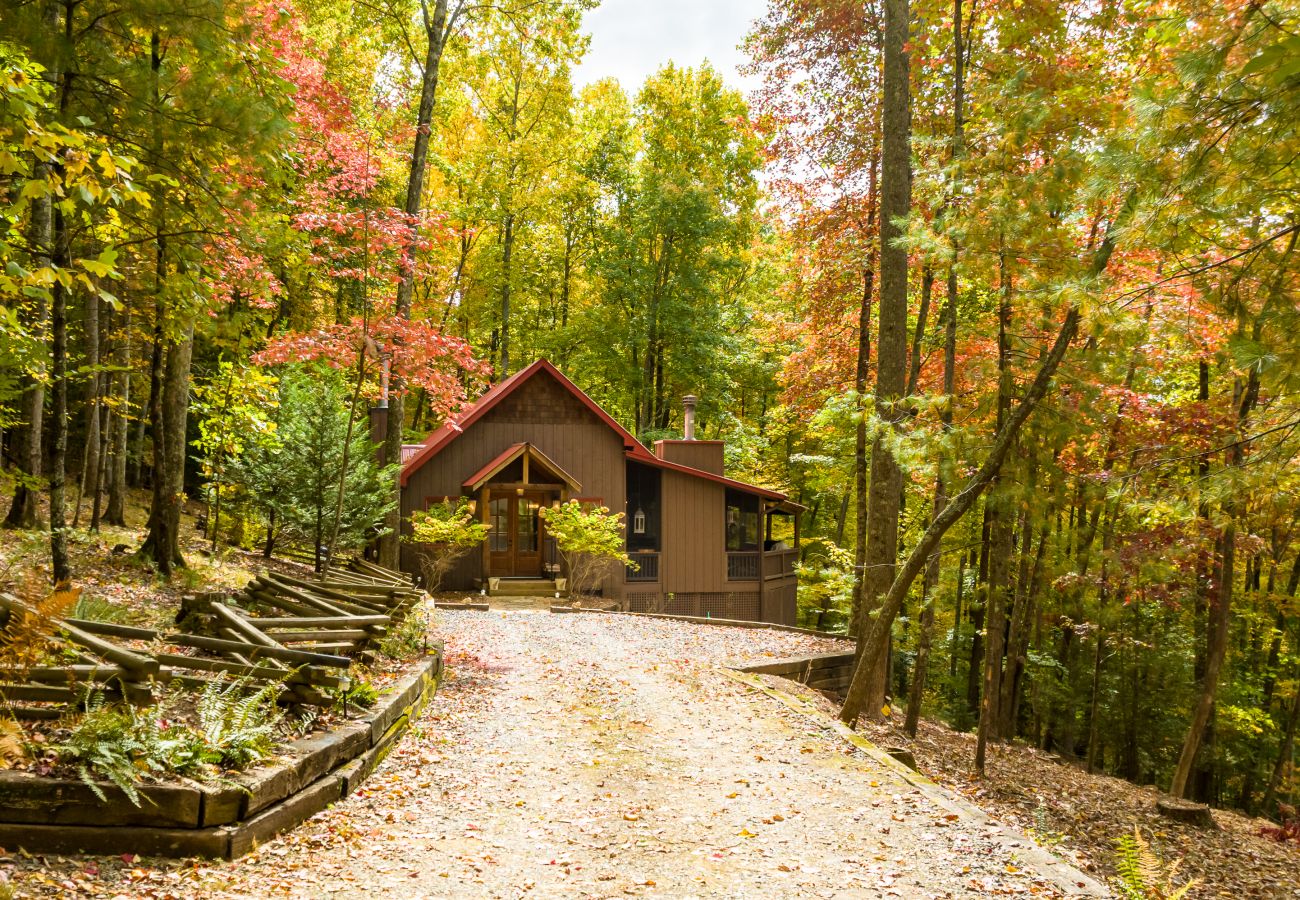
top-left (229, 368), bottom-right (396, 570)
top-left (408, 499), bottom-right (489, 592)
top-left (540, 501), bottom-right (633, 599)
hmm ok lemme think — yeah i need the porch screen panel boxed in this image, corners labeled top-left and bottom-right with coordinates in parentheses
top-left (725, 489), bottom-right (760, 552)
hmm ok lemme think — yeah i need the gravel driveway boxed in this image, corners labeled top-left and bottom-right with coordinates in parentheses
top-left (9, 608), bottom-right (1106, 898)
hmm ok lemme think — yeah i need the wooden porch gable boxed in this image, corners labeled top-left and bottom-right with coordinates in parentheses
top-left (462, 442), bottom-right (582, 493)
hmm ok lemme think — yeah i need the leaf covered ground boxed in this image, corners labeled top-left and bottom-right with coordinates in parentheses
top-left (842, 702), bottom-right (1300, 898)
top-left (4, 608), bottom-right (1103, 898)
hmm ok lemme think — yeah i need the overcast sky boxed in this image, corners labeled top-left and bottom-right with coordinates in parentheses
top-left (571, 0), bottom-right (768, 96)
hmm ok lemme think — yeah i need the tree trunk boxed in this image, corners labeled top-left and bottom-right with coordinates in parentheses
top-left (4, 12), bottom-right (55, 532)
top-left (1262, 676), bottom-right (1300, 816)
top-left (851, 266), bottom-right (873, 625)
top-left (975, 252), bottom-right (1016, 772)
top-left (380, 0), bottom-right (456, 570)
top-left (139, 319), bottom-right (194, 574)
top-left (46, 6), bottom-right (73, 582)
top-left (851, 0), bottom-right (911, 719)
top-left (949, 550), bottom-right (967, 679)
top-left (975, 499), bottom-right (1012, 773)
top-left (905, 262), bottom-right (957, 738)
top-left (263, 507), bottom-right (277, 559)
top-left (499, 212), bottom-right (515, 377)
top-left (48, 204), bottom-right (70, 583)
top-left (104, 309), bottom-right (131, 526)
top-left (75, 288), bottom-right (101, 529)
top-left (1171, 364), bottom-right (1259, 797)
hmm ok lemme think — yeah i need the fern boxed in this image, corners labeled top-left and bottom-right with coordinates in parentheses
top-left (196, 676), bottom-right (283, 769)
top-left (0, 717), bottom-right (24, 769)
top-left (0, 578), bottom-right (81, 678)
top-left (1114, 826), bottom-right (1198, 900)
top-left (56, 687), bottom-right (218, 806)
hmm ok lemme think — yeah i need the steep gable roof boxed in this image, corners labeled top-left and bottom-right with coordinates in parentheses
top-left (400, 358), bottom-right (794, 505)
top-left (400, 359), bottom-right (637, 486)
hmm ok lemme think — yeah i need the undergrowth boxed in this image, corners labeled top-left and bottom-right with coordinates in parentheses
top-left (380, 600), bottom-right (430, 659)
top-left (55, 678), bottom-right (284, 805)
top-left (1114, 826), bottom-right (1198, 900)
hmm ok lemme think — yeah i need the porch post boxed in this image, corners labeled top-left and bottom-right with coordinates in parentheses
top-left (479, 486), bottom-right (491, 588)
top-left (757, 499), bottom-right (768, 622)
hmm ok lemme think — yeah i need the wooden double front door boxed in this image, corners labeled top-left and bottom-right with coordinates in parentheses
top-left (488, 490), bottom-right (548, 577)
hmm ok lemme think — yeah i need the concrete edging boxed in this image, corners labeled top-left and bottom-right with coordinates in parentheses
top-left (0, 652), bottom-right (441, 860)
top-left (549, 605), bottom-right (853, 641)
top-left (721, 668), bottom-right (1111, 898)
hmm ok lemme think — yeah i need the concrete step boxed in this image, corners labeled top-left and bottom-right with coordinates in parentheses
top-left (489, 579), bottom-right (560, 597)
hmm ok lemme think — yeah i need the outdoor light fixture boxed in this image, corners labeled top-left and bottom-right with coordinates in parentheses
top-left (516, 487), bottom-right (525, 496)
top-left (633, 507), bottom-right (646, 534)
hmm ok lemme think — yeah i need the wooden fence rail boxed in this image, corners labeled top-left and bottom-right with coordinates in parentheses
top-left (0, 559), bottom-right (421, 719)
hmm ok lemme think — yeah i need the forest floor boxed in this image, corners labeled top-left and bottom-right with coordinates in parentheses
top-left (848, 705), bottom-right (1300, 898)
top-left (4, 608), bottom-right (1107, 899)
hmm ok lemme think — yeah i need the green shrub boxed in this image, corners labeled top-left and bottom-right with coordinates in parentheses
top-left (407, 500), bottom-right (489, 592)
top-left (56, 690), bottom-right (210, 806)
top-left (330, 678), bottom-right (378, 713)
top-left (380, 601), bottom-right (430, 660)
top-left (539, 501), bottom-right (632, 598)
top-left (70, 594), bottom-right (134, 625)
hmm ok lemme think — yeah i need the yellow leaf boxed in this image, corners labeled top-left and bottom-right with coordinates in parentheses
top-left (98, 150), bottom-right (117, 178)
top-left (881, 704), bottom-right (892, 717)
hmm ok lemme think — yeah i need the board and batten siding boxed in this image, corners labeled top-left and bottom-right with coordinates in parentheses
top-left (400, 372), bottom-right (628, 595)
top-left (660, 469), bottom-right (733, 594)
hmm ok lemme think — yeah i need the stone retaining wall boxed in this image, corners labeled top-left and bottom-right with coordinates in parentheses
top-left (0, 650), bottom-right (441, 859)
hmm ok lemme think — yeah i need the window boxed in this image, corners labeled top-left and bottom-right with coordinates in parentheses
top-left (516, 498), bottom-right (539, 552)
top-left (489, 497), bottom-right (509, 551)
top-left (725, 490), bottom-right (760, 552)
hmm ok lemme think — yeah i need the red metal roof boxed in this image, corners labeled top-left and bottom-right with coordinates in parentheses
top-left (399, 358), bottom-right (794, 505)
top-left (400, 360), bottom-right (639, 486)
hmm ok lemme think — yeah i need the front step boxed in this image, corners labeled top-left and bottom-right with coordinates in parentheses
top-left (489, 578), bottom-right (561, 597)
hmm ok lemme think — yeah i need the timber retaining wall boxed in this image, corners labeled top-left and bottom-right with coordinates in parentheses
top-left (738, 651), bottom-right (857, 697)
top-left (0, 650), bottom-right (441, 860)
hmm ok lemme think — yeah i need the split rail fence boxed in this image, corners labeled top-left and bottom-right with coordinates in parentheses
top-left (0, 559), bottom-right (421, 717)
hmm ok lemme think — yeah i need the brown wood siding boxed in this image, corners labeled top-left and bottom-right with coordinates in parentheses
top-left (654, 440), bottom-right (724, 475)
top-left (400, 371), bottom-right (628, 596)
top-left (660, 469), bottom-right (727, 594)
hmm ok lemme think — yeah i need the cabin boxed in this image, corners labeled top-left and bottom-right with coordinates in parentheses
top-left (377, 359), bottom-right (802, 626)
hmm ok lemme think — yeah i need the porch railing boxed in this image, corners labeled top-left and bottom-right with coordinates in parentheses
top-left (763, 548), bottom-right (798, 580)
top-left (627, 551), bottom-right (660, 582)
top-left (726, 551), bottom-right (760, 581)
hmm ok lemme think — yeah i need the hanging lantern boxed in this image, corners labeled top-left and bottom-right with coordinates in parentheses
top-left (633, 507), bottom-right (646, 534)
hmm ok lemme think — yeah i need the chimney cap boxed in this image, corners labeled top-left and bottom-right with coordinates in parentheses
top-left (683, 394), bottom-right (698, 405)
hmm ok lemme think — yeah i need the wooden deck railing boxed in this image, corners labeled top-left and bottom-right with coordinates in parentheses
top-left (726, 551), bottom-right (761, 580)
top-left (763, 548), bottom-right (798, 580)
top-left (627, 551), bottom-right (660, 582)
